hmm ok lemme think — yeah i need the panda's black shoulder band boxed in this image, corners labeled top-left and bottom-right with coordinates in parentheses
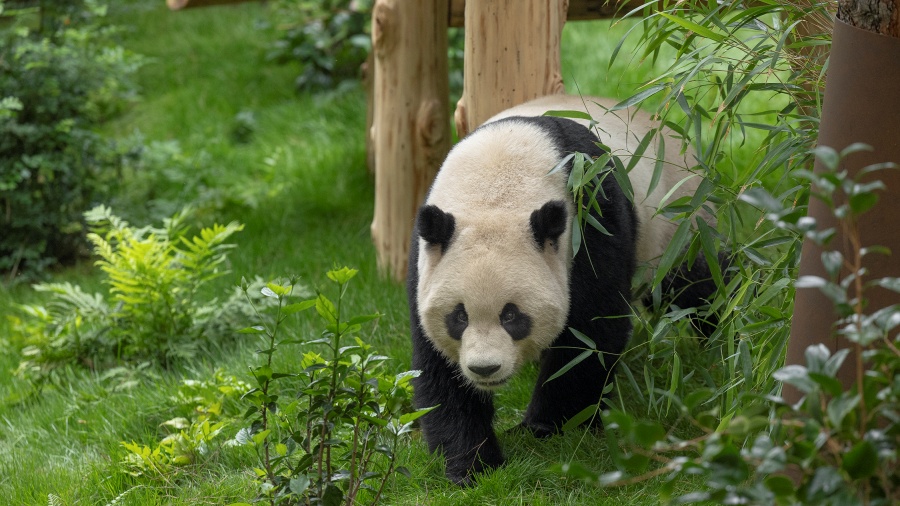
top-left (417, 205), bottom-right (456, 252)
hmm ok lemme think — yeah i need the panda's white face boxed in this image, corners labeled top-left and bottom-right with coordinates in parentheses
top-left (417, 212), bottom-right (570, 390)
top-left (415, 119), bottom-right (574, 391)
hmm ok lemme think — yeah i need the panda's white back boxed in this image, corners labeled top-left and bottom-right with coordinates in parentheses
top-left (487, 94), bottom-right (702, 265)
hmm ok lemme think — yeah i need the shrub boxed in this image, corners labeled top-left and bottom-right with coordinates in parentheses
top-left (555, 147), bottom-right (900, 505)
top-left (0, 0), bottom-right (142, 280)
top-left (231, 268), bottom-right (433, 505)
top-left (8, 205), bottom-right (244, 389)
top-left (267, 0), bottom-right (373, 92)
top-left (571, 0), bottom-right (833, 424)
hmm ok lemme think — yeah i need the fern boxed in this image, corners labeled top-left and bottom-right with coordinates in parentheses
top-left (104, 485), bottom-right (143, 506)
top-left (10, 206), bottom-right (245, 388)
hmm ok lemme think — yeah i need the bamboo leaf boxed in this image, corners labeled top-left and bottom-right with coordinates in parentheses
top-left (657, 12), bottom-right (725, 42)
top-left (544, 350), bottom-right (593, 385)
top-left (544, 109), bottom-right (593, 121)
top-left (568, 327), bottom-right (597, 350)
top-left (562, 404), bottom-right (599, 432)
top-left (652, 220), bottom-right (691, 287)
top-left (610, 84), bottom-right (667, 111)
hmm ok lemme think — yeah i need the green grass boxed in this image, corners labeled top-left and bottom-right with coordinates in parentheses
top-left (0, 3), bottom-right (727, 505)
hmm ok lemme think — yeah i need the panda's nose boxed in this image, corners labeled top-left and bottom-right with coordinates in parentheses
top-left (468, 364), bottom-right (501, 377)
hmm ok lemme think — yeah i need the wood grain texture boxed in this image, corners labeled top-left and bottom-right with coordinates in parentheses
top-left (371, 0), bottom-right (451, 280)
top-left (454, 0), bottom-right (567, 138)
top-left (448, 0), bottom-right (655, 26)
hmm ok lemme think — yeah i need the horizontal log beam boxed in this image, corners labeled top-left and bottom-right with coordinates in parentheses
top-left (168, 0), bottom-right (650, 20)
top-left (448, 0), bottom-right (653, 26)
top-left (167, 0), bottom-right (257, 10)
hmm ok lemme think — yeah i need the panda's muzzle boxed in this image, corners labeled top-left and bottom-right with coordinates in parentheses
top-left (467, 363), bottom-right (511, 389)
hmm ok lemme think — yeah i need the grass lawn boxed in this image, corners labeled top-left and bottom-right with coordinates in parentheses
top-left (1, 2), bottom-right (730, 504)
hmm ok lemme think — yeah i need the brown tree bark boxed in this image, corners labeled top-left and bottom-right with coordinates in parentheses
top-left (785, 0), bottom-right (900, 401)
top-left (370, 0), bottom-right (450, 280)
top-left (837, 0), bottom-right (900, 35)
top-left (453, 0), bottom-right (567, 138)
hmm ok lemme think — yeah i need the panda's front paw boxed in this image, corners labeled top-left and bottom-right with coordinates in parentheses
top-left (518, 420), bottom-right (558, 439)
top-left (445, 451), bottom-right (503, 486)
top-left (446, 469), bottom-right (477, 487)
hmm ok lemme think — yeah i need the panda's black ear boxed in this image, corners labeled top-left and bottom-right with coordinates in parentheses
top-left (530, 200), bottom-right (567, 251)
top-left (417, 205), bottom-right (456, 252)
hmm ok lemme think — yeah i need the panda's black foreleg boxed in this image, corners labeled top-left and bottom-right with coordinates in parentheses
top-left (411, 325), bottom-right (504, 485)
top-left (522, 198), bottom-right (635, 437)
top-left (520, 309), bottom-right (631, 437)
top-left (646, 249), bottom-right (731, 337)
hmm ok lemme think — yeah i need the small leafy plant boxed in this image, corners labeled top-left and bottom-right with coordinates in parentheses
top-left (232, 267), bottom-right (433, 506)
top-left (120, 370), bottom-right (250, 478)
top-left (8, 205), bottom-right (244, 389)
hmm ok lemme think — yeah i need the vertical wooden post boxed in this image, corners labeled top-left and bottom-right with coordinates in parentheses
top-left (370, 0), bottom-right (450, 280)
top-left (454, 0), bottom-right (567, 138)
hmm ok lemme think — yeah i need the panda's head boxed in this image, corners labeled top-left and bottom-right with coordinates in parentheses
top-left (413, 119), bottom-right (583, 390)
top-left (414, 118), bottom-right (579, 391)
top-left (415, 201), bottom-right (571, 390)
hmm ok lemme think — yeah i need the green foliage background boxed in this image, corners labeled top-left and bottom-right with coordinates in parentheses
top-left (3, 0), bottom-right (894, 505)
top-left (0, 0), bottom-right (143, 279)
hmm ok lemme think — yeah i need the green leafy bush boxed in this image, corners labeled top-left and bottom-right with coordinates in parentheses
top-left (232, 268), bottom-right (433, 505)
top-left (267, 0), bottom-right (372, 92)
top-left (556, 148), bottom-right (900, 505)
top-left (550, 1), bottom-right (898, 503)
top-left (8, 206), bottom-right (244, 388)
top-left (0, 0), bottom-right (142, 279)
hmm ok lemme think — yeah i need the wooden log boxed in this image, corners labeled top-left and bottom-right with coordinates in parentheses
top-left (167, 0), bottom-right (256, 10)
top-left (371, 0), bottom-right (451, 280)
top-left (454, 0), bottom-right (567, 138)
top-left (447, 0), bottom-right (655, 26)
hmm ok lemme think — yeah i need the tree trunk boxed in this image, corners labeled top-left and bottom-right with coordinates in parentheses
top-left (453, 0), bottom-right (566, 138)
top-left (837, 0), bottom-right (900, 35)
top-left (785, 0), bottom-right (900, 401)
top-left (370, 0), bottom-right (450, 280)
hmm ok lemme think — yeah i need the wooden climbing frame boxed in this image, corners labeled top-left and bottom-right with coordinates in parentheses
top-left (369, 0), bottom-right (644, 280)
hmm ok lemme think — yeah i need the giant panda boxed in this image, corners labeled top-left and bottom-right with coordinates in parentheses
top-left (407, 94), bottom-right (715, 485)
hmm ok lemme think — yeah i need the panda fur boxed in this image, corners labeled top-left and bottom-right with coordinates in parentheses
top-left (407, 94), bottom-right (712, 485)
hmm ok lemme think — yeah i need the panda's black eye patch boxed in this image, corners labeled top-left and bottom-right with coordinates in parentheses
top-left (445, 303), bottom-right (467, 340)
top-left (500, 303), bottom-right (531, 341)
